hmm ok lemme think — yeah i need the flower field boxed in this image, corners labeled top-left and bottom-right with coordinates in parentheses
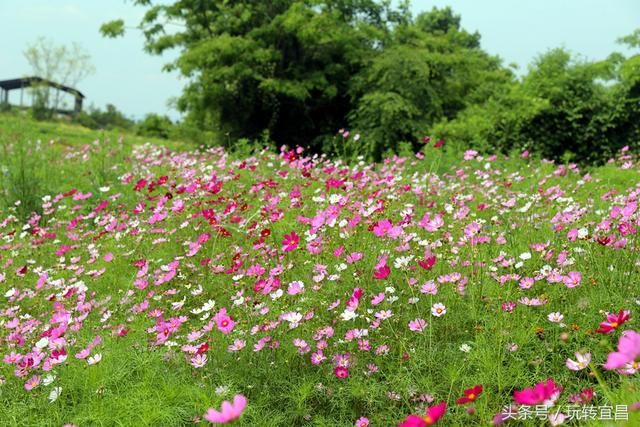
top-left (1, 124), bottom-right (639, 426)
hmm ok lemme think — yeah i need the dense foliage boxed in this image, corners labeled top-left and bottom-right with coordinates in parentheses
top-left (101, 2), bottom-right (639, 163)
top-left (75, 104), bottom-right (135, 130)
top-left (433, 46), bottom-right (640, 164)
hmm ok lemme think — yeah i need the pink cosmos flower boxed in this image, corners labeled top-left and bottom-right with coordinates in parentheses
top-left (563, 271), bottom-right (582, 288)
top-left (371, 292), bottom-right (385, 305)
top-left (513, 378), bottom-right (562, 406)
top-left (190, 354), bottom-right (208, 368)
top-left (373, 219), bottom-right (392, 236)
top-left (603, 330), bottom-right (640, 374)
top-left (420, 281), bottom-right (438, 295)
top-left (214, 308), bottom-right (236, 335)
top-left (419, 213), bottom-right (444, 232)
top-left (287, 281), bottom-right (304, 295)
top-left (204, 394), bottom-right (247, 424)
top-left (282, 232), bottom-right (299, 252)
top-left (346, 252), bottom-right (364, 264)
top-left (568, 388), bottom-right (594, 404)
top-left (24, 374), bottom-right (40, 391)
top-left (399, 401), bottom-right (447, 426)
top-left (408, 318), bottom-right (427, 332)
top-left (355, 417), bottom-right (369, 427)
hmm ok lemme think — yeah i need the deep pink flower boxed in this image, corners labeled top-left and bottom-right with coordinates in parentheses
top-left (513, 378), bottom-right (562, 406)
top-left (214, 308), bottom-right (236, 335)
top-left (373, 255), bottom-right (391, 280)
top-left (282, 232), bottom-right (299, 252)
top-left (204, 394), bottom-right (247, 424)
top-left (334, 366), bottom-right (349, 379)
top-left (596, 309), bottom-right (631, 334)
top-left (399, 401), bottom-right (447, 426)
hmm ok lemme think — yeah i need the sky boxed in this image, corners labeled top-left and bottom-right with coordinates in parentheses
top-left (0, 1), bottom-right (638, 120)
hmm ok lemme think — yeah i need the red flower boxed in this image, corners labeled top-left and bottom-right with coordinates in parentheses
top-left (399, 401), bottom-right (447, 427)
top-left (596, 309), bottom-right (631, 334)
top-left (433, 139), bottom-right (445, 148)
top-left (456, 384), bottom-right (483, 404)
top-left (418, 255), bottom-right (436, 270)
top-left (196, 342), bottom-right (209, 354)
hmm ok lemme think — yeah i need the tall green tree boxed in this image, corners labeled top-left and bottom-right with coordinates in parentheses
top-left (103, 1), bottom-right (404, 152)
top-left (102, 2), bottom-right (508, 158)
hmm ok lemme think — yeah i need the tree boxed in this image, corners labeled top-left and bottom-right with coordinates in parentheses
top-left (23, 37), bottom-right (95, 114)
top-left (103, 2), bottom-right (509, 158)
top-left (348, 7), bottom-right (511, 157)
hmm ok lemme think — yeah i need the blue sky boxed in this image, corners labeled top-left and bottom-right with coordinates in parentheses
top-left (0, 1), bottom-right (637, 120)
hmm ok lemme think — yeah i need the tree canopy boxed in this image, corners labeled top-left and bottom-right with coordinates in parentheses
top-left (102, 2), bottom-right (639, 163)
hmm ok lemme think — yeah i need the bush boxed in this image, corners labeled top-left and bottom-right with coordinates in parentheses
top-left (136, 113), bottom-right (174, 139)
top-left (433, 48), bottom-right (640, 163)
top-left (75, 104), bottom-right (134, 130)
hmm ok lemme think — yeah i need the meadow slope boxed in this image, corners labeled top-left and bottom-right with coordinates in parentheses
top-left (0, 116), bottom-right (639, 426)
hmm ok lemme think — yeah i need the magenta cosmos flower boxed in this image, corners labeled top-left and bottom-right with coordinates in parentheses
top-left (513, 378), bottom-right (562, 406)
top-left (213, 308), bottom-right (236, 335)
top-left (399, 401), bottom-right (447, 426)
top-left (282, 232), bottom-right (299, 252)
top-left (334, 366), bottom-right (349, 379)
top-left (603, 330), bottom-right (640, 374)
top-left (596, 309), bottom-right (631, 334)
top-left (204, 394), bottom-right (247, 424)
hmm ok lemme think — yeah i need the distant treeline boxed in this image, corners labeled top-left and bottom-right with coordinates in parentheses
top-left (93, 2), bottom-right (639, 163)
top-left (75, 104), bottom-right (174, 140)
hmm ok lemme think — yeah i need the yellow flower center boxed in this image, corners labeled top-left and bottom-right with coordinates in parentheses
top-left (423, 415), bottom-right (433, 425)
top-left (468, 393), bottom-right (476, 400)
top-left (610, 322), bottom-right (618, 328)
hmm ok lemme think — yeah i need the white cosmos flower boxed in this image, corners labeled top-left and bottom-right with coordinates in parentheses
top-left (548, 312), bottom-right (564, 323)
top-left (431, 303), bottom-right (446, 317)
top-left (566, 352), bottom-right (591, 371)
top-left (87, 353), bottom-right (102, 365)
top-left (35, 337), bottom-right (49, 349)
top-left (49, 386), bottom-right (62, 403)
top-left (42, 374), bottom-right (56, 386)
top-left (340, 310), bottom-right (358, 321)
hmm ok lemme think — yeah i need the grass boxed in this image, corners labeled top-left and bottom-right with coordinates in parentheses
top-left (0, 112), bottom-right (639, 426)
